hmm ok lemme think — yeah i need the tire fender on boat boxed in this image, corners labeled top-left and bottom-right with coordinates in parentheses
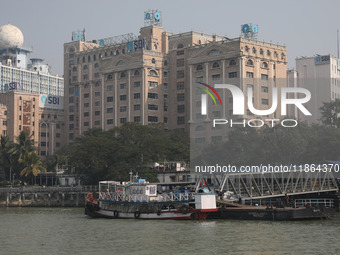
top-left (134, 211), bottom-right (141, 219)
top-left (114, 210), bottom-right (119, 218)
top-left (87, 193), bottom-right (93, 201)
top-left (157, 210), bottom-right (162, 216)
top-left (180, 205), bottom-right (189, 214)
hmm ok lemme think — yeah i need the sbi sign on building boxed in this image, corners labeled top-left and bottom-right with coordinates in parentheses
top-left (39, 95), bottom-right (64, 110)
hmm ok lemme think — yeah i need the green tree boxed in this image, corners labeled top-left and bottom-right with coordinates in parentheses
top-left (19, 151), bottom-right (46, 184)
top-left (11, 131), bottom-right (36, 162)
top-left (320, 99), bottom-right (340, 127)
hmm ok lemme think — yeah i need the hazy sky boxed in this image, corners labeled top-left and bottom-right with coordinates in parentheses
top-left (2, 0), bottom-right (340, 75)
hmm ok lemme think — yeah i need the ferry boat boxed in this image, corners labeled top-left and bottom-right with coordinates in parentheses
top-left (85, 177), bottom-right (217, 220)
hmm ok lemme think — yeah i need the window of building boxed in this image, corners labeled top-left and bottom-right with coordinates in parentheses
top-left (95, 101), bottom-right (100, 106)
top-left (120, 83), bottom-right (127, 89)
top-left (229, 59), bottom-right (236, 66)
top-left (281, 53), bottom-right (285, 60)
top-left (196, 65), bottom-right (203, 71)
top-left (261, 62), bottom-right (268, 68)
top-left (72, 76), bottom-right (77, 82)
top-left (120, 72), bottom-right (126, 78)
top-left (107, 107), bottom-right (113, 113)
top-left (69, 115), bottom-right (74, 121)
top-left (246, 72), bottom-right (254, 78)
top-left (84, 93), bottom-right (89, 98)
top-left (95, 111), bottom-right (100, 116)
top-left (69, 133), bottom-right (74, 140)
top-left (177, 43), bottom-right (184, 49)
top-left (177, 58), bottom-right (184, 67)
top-left (148, 93), bottom-right (158, 99)
top-left (84, 102), bottom-right (89, 108)
top-left (107, 119), bottom-right (114, 125)
top-left (69, 105), bottom-right (74, 112)
top-left (212, 74), bottom-right (220, 81)
top-left (149, 81), bottom-right (158, 88)
top-left (120, 106), bottom-right (127, 112)
top-left (56, 133), bottom-right (60, 138)
top-left (148, 116), bottom-right (158, 122)
top-left (95, 92), bottom-right (100, 97)
top-left (134, 81), bottom-right (140, 88)
top-left (274, 51), bottom-right (278, 58)
top-left (177, 50), bottom-right (184, 56)
top-left (267, 50), bottom-right (271, 56)
top-left (84, 112), bottom-right (89, 117)
top-left (84, 122), bottom-right (89, 127)
top-left (177, 116), bottom-right (185, 125)
top-left (212, 62), bottom-right (220, 68)
top-left (164, 60), bottom-right (168, 66)
top-left (72, 67), bottom-right (77, 72)
top-left (177, 105), bottom-right (185, 113)
top-left (177, 93), bottom-right (185, 101)
top-left (262, 99), bottom-right (269, 105)
top-left (261, 86), bottom-right (269, 93)
top-left (261, 74), bottom-right (269, 80)
top-left (69, 124), bottom-right (74, 131)
top-left (252, 47), bottom-right (256, 54)
top-left (247, 59), bottom-right (254, 66)
top-left (83, 65), bottom-right (88, 70)
top-left (177, 81), bottom-right (184, 90)
top-left (244, 46), bottom-right (249, 52)
top-left (69, 96), bottom-right (74, 103)
top-left (120, 95), bottom-right (127, 101)
top-left (134, 104), bottom-right (140, 111)
top-left (196, 76), bottom-right (203, 83)
top-left (56, 124), bottom-right (60, 129)
top-left (134, 70), bottom-right (140, 76)
top-left (120, 118), bottom-right (126, 124)
top-left (107, 74), bottom-right (113, 80)
top-left (164, 83), bottom-right (168, 90)
top-left (148, 104), bottom-right (158, 111)
top-left (134, 116), bottom-right (140, 122)
top-left (107, 96), bottom-right (113, 102)
top-left (134, 93), bottom-right (141, 99)
top-left (106, 85), bottom-right (113, 91)
top-left (95, 121), bottom-right (100, 126)
top-left (149, 70), bottom-right (158, 76)
top-left (177, 70), bottom-right (184, 79)
top-left (229, 72), bottom-right (237, 78)
top-left (151, 58), bottom-right (156, 64)
top-left (260, 48), bottom-right (263, 55)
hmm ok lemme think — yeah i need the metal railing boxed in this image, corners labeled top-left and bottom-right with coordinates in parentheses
top-left (99, 192), bottom-right (195, 203)
top-left (0, 185), bottom-right (99, 194)
top-left (294, 199), bottom-right (334, 208)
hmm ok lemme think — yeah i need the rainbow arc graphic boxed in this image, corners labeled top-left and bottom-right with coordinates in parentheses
top-left (197, 82), bottom-right (222, 115)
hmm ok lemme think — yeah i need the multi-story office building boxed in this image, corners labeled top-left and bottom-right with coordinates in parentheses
top-left (0, 24), bottom-right (64, 156)
top-left (64, 13), bottom-right (287, 144)
top-left (290, 55), bottom-right (340, 124)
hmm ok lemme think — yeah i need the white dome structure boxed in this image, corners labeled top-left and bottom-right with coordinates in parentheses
top-left (0, 24), bottom-right (24, 49)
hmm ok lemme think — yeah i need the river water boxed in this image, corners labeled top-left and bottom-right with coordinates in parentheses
top-left (1, 207), bottom-right (339, 255)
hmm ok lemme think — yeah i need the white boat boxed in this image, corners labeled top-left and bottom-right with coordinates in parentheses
top-left (85, 177), bottom-right (217, 220)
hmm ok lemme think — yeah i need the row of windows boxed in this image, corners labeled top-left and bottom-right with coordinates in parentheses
top-left (107, 69), bottom-right (162, 80)
top-left (244, 46), bottom-right (286, 60)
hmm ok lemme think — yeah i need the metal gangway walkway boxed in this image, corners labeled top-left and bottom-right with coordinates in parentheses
top-left (211, 170), bottom-right (338, 201)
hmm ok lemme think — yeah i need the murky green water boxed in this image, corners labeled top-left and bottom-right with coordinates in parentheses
top-left (0, 207), bottom-right (339, 255)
